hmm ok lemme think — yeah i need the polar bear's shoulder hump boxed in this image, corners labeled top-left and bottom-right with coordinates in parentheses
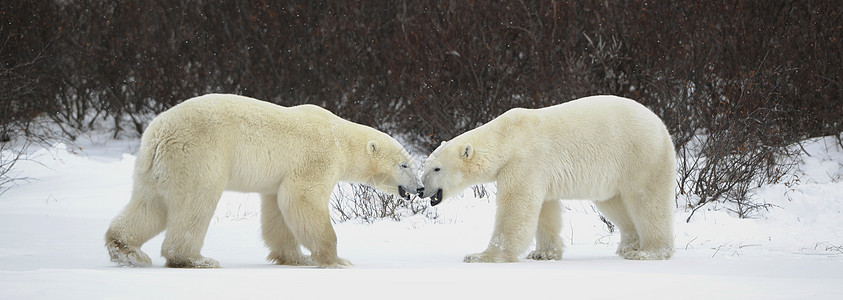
top-left (290, 104), bottom-right (334, 115)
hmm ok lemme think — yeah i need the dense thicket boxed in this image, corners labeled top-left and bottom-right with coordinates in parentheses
top-left (2, 1), bottom-right (841, 218)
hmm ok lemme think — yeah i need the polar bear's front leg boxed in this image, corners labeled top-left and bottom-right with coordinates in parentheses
top-left (465, 189), bottom-right (542, 263)
top-left (261, 193), bottom-right (313, 266)
top-left (278, 181), bottom-right (352, 268)
top-left (527, 200), bottom-right (564, 260)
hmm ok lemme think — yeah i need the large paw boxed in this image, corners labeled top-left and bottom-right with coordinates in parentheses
top-left (616, 242), bottom-right (640, 256)
top-left (165, 256), bottom-right (221, 268)
top-left (620, 248), bottom-right (673, 260)
top-left (526, 249), bottom-right (563, 261)
top-left (463, 252), bottom-right (517, 263)
top-left (463, 253), bottom-right (487, 263)
top-left (268, 253), bottom-right (314, 266)
top-left (317, 256), bottom-right (353, 269)
top-left (107, 240), bottom-right (152, 267)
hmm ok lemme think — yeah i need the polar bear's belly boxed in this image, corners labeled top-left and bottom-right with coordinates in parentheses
top-left (543, 164), bottom-right (621, 201)
top-left (223, 153), bottom-right (287, 194)
top-left (546, 182), bottom-right (617, 201)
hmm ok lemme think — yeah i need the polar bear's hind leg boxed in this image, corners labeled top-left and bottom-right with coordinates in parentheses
top-left (593, 195), bottom-right (642, 257)
top-left (620, 189), bottom-right (674, 260)
top-left (105, 186), bottom-right (167, 267)
top-left (160, 186), bottom-right (225, 268)
top-left (105, 236), bottom-right (153, 267)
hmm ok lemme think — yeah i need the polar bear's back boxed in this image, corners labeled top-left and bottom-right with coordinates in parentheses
top-left (136, 94), bottom-right (356, 193)
top-left (492, 95), bottom-right (675, 200)
top-left (144, 94), bottom-right (343, 155)
top-left (497, 95), bottom-right (669, 146)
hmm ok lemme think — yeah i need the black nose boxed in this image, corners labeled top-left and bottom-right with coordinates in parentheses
top-left (416, 187), bottom-right (425, 197)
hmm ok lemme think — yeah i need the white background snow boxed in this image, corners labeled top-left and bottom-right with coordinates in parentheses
top-left (1, 133), bottom-right (842, 299)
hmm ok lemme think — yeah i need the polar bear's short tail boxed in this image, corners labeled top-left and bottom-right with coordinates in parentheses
top-left (133, 120), bottom-right (170, 184)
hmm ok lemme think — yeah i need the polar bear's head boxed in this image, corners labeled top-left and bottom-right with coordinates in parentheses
top-left (362, 136), bottom-right (423, 200)
top-left (419, 138), bottom-right (493, 206)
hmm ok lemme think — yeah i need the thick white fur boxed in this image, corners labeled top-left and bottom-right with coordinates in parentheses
top-left (105, 94), bottom-right (421, 268)
top-left (421, 95), bottom-right (676, 262)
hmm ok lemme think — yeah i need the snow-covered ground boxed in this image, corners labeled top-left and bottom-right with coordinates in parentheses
top-left (1, 134), bottom-right (842, 299)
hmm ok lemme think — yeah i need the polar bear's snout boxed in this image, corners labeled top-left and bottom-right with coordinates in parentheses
top-left (398, 186), bottom-right (412, 200)
top-left (391, 157), bottom-right (423, 200)
top-left (399, 177), bottom-right (423, 199)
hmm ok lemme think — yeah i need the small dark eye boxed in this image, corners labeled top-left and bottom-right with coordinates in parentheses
top-left (434, 167), bottom-right (441, 172)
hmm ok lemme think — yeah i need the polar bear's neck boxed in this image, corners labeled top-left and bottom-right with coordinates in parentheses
top-left (456, 113), bottom-right (529, 181)
top-left (334, 124), bottom-right (393, 183)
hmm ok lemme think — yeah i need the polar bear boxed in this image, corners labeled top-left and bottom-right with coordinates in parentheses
top-left (419, 95), bottom-right (675, 262)
top-left (105, 94), bottom-right (422, 268)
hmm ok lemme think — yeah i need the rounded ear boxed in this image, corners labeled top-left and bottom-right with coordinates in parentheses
top-left (367, 141), bottom-right (378, 156)
top-left (461, 143), bottom-right (473, 159)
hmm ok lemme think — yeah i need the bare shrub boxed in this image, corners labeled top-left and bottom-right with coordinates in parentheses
top-left (678, 91), bottom-right (803, 220)
top-left (679, 136), bottom-right (799, 222)
top-left (0, 140), bottom-right (28, 197)
top-left (330, 183), bottom-right (437, 224)
top-left (470, 185), bottom-right (493, 201)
